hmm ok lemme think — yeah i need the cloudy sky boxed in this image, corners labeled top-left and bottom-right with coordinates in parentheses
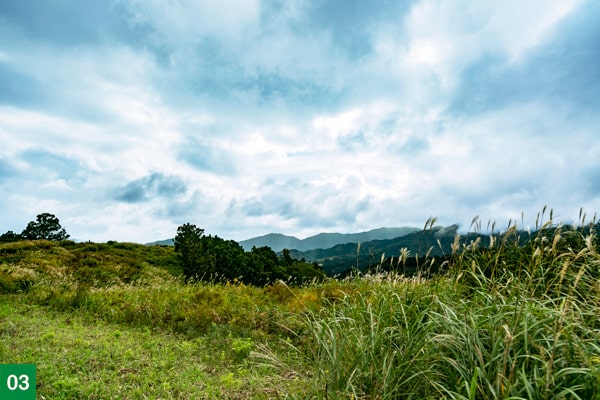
top-left (1, 0), bottom-right (599, 243)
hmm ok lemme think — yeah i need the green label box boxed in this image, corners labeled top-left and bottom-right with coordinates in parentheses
top-left (0, 364), bottom-right (36, 400)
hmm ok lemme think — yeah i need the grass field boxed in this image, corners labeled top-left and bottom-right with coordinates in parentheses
top-left (1, 215), bottom-right (599, 399)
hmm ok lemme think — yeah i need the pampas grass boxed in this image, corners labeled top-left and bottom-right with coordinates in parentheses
top-left (257, 209), bottom-right (600, 399)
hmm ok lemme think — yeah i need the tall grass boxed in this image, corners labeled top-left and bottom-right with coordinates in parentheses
top-left (257, 210), bottom-right (600, 399)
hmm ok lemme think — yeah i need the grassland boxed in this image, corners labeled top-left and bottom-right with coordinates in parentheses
top-left (1, 215), bottom-right (599, 399)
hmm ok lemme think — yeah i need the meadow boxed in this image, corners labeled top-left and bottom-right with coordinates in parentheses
top-left (1, 214), bottom-right (599, 399)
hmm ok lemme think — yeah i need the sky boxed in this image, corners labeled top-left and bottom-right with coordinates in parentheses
top-left (1, 0), bottom-right (600, 243)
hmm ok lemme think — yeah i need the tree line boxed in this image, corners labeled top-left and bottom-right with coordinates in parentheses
top-left (173, 223), bottom-right (325, 285)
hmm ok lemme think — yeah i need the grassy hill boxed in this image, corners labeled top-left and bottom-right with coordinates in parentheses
top-left (1, 220), bottom-right (599, 398)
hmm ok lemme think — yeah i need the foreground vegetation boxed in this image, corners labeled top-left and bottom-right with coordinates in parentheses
top-left (1, 213), bottom-right (599, 398)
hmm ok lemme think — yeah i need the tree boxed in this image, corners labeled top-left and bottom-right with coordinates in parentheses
top-left (199, 235), bottom-right (247, 281)
top-left (246, 246), bottom-right (284, 285)
top-left (174, 223), bottom-right (205, 280)
top-left (0, 231), bottom-right (22, 243)
top-left (281, 248), bottom-right (293, 267)
top-left (21, 213), bottom-right (69, 241)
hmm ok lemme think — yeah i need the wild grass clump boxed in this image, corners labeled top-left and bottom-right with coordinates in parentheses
top-left (430, 289), bottom-right (599, 399)
top-left (431, 212), bottom-right (600, 398)
top-left (0, 266), bottom-right (36, 293)
top-left (260, 275), bottom-right (599, 399)
top-left (448, 210), bottom-right (599, 300)
top-left (254, 278), bottom-right (433, 398)
top-left (257, 209), bottom-right (600, 399)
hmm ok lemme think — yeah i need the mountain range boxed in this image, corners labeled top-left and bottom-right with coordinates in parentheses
top-left (146, 227), bottom-right (419, 252)
top-left (237, 227), bottom-right (420, 252)
top-left (288, 224), bottom-right (473, 275)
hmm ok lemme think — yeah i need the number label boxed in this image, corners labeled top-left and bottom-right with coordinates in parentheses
top-left (7, 374), bottom-right (30, 390)
top-left (0, 364), bottom-right (36, 400)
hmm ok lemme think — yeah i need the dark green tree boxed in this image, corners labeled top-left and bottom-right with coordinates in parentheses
top-left (281, 248), bottom-right (294, 267)
top-left (0, 231), bottom-right (22, 243)
top-left (21, 213), bottom-right (69, 241)
top-left (246, 246), bottom-right (285, 285)
top-left (174, 223), bottom-right (205, 281)
top-left (199, 235), bottom-right (247, 281)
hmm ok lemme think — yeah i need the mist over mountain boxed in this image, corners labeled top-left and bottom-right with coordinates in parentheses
top-left (238, 227), bottom-right (420, 252)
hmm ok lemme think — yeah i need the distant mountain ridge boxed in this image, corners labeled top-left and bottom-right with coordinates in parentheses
top-left (146, 227), bottom-right (420, 252)
top-left (238, 227), bottom-right (420, 252)
top-left (147, 238), bottom-right (175, 246)
top-left (287, 224), bottom-right (470, 275)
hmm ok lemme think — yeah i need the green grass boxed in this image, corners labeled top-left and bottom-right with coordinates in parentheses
top-left (0, 297), bottom-right (289, 399)
top-left (1, 212), bottom-right (599, 398)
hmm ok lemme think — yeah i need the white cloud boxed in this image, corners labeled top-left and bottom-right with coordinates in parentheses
top-left (0, 0), bottom-right (598, 243)
top-left (372, 0), bottom-right (583, 99)
top-left (479, 0), bottom-right (583, 63)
